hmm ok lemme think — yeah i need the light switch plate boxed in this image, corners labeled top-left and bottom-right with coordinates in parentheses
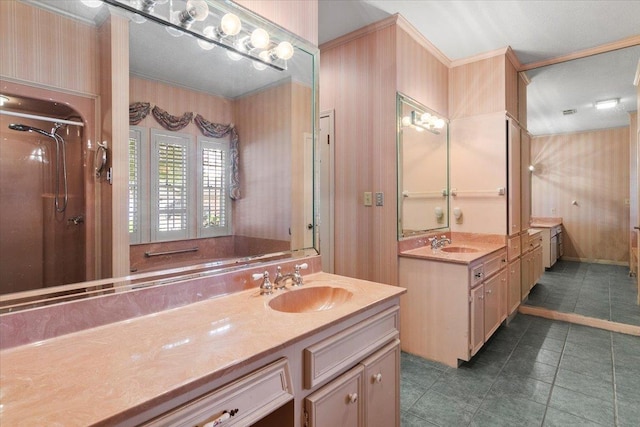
top-left (364, 192), bottom-right (373, 206)
top-left (375, 192), bottom-right (384, 206)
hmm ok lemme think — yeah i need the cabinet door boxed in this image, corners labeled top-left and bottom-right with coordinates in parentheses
top-left (521, 131), bottom-right (531, 229)
top-left (507, 117), bottom-right (521, 235)
top-left (305, 365), bottom-right (364, 427)
top-left (533, 246), bottom-right (543, 286)
top-left (360, 340), bottom-right (400, 427)
top-left (484, 270), bottom-right (506, 341)
top-left (470, 285), bottom-right (484, 357)
top-left (520, 252), bottom-right (531, 301)
top-left (508, 259), bottom-right (521, 315)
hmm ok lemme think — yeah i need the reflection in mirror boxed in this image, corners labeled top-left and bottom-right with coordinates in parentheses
top-left (0, 0), bottom-right (318, 309)
top-left (522, 44), bottom-right (640, 328)
top-left (397, 93), bottom-right (449, 239)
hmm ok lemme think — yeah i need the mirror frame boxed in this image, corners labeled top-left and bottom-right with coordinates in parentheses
top-left (396, 92), bottom-right (450, 240)
top-left (0, 0), bottom-right (320, 312)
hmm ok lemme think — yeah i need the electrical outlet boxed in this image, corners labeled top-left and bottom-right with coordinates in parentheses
top-left (375, 192), bottom-right (384, 206)
top-left (364, 192), bottom-right (373, 207)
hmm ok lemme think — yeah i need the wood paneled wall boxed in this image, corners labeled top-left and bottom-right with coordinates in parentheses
top-left (449, 55), bottom-right (506, 120)
top-left (0, 0), bottom-right (99, 95)
top-left (320, 19), bottom-right (449, 286)
top-left (531, 127), bottom-right (630, 263)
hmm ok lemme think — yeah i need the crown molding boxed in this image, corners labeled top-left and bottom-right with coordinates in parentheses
top-left (395, 15), bottom-right (451, 67)
top-left (520, 34), bottom-right (640, 71)
top-left (319, 14), bottom-right (399, 51)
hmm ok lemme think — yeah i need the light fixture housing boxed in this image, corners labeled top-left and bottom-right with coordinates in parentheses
top-left (0, 95), bottom-right (8, 106)
top-left (595, 98), bottom-right (619, 110)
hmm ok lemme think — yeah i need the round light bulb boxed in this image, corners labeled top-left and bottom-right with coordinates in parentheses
top-left (415, 126), bottom-right (424, 132)
top-left (401, 116), bottom-right (411, 127)
top-left (253, 61), bottom-right (267, 71)
top-left (250, 28), bottom-right (270, 49)
top-left (528, 165), bottom-right (536, 172)
top-left (275, 41), bottom-right (294, 60)
top-left (197, 26), bottom-right (215, 50)
top-left (434, 118), bottom-right (445, 129)
top-left (220, 13), bottom-right (241, 36)
top-left (420, 112), bottom-right (431, 122)
top-left (186, 0), bottom-right (209, 21)
top-left (81, 0), bottom-right (103, 8)
top-left (226, 50), bottom-right (243, 61)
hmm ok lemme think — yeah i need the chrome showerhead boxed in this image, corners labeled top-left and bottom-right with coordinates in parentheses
top-left (8, 123), bottom-right (52, 137)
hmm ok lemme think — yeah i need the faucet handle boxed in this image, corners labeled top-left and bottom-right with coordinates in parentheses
top-left (292, 263), bottom-right (308, 287)
top-left (254, 271), bottom-right (273, 295)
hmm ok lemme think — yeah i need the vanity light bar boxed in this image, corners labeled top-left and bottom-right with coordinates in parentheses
top-left (101, 0), bottom-right (290, 71)
top-left (409, 110), bottom-right (445, 135)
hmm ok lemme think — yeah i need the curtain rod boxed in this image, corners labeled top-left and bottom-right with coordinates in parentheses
top-left (0, 110), bottom-right (84, 127)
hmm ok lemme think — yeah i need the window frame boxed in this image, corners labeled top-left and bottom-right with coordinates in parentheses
top-left (197, 135), bottom-right (232, 238)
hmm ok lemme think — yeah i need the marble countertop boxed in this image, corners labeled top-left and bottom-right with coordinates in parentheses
top-left (530, 217), bottom-right (563, 228)
top-left (0, 273), bottom-right (404, 426)
top-left (399, 240), bottom-right (506, 264)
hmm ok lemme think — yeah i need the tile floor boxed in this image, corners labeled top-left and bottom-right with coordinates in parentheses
top-left (400, 313), bottom-right (640, 426)
top-left (525, 261), bottom-right (639, 326)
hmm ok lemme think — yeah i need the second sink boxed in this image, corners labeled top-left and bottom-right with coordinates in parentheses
top-left (268, 286), bottom-right (353, 313)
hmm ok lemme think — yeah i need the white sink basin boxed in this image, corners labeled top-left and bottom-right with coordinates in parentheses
top-left (440, 246), bottom-right (479, 253)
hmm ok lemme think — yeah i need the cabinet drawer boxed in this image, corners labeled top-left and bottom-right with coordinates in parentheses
top-left (483, 250), bottom-right (507, 280)
top-left (304, 306), bottom-right (399, 389)
top-left (507, 235), bottom-right (521, 262)
top-left (143, 359), bottom-right (293, 427)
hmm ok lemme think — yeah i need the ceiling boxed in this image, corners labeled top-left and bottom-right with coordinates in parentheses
top-left (18, 1), bottom-right (640, 135)
top-left (319, 0), bottom-right (640, 135)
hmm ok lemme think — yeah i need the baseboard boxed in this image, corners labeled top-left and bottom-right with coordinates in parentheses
top-left (518, 305), bottom-right (640, 336)
top-left (560, 257), bottom-right (628, 267)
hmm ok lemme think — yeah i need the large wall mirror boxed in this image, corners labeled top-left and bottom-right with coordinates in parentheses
top-left (522, 43), bottom-right (640, 327)
top-left (0, 0), bottom-right (318, 310)
top-left (396, 93), bottom-right (449, 239)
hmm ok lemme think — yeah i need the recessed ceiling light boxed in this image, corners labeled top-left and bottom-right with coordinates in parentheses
top-left (562, 109), bottom-right (577, 115)
top-left (595, 99), bottom-right (619, 110)
top-left (0, 95), bottom-right (8, 106)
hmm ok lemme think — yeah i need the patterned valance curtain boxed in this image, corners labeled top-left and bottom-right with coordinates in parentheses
top-left (129, 102), bottom-right (150, 125)
top-left (151, 106), bottom-right (193, 131)
top-left (128, 104), bottom-right (241, 200)
top-left (194, 114), bottom-right (240, 200)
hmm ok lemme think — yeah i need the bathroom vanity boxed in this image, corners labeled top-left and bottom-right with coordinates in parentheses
top-left (398, 236), bottom-right (507, 367)
top-left (0, 270), bottom-right (404, 426)
top-left (530, 217), bottom-right (564, 269)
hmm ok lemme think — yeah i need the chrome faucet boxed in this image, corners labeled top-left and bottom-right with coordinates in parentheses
top-left (252, 271), bottom-right (273, 295)
top-left (429, 235), bottom-right (452, 249)
top-left (273, 263), bottom-right (308, 289)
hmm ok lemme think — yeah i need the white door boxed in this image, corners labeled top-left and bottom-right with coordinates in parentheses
top-left (319, 111), bottom-right (335, 273)
top-left (304, 132), bottom-right (314, 248)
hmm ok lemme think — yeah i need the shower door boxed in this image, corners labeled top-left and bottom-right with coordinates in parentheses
top-left (0, 114), bottom-right (86, 293)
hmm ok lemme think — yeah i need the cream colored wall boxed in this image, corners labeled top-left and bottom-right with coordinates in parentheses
top-left (531, 127), bottom-right (630, 263)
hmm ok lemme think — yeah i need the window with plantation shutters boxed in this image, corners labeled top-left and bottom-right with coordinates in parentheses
top-left (128, 127), bottom-right (148, 244)
top-left (198, 137), bottom-right (231, 237)
top-left (151, 130), bottom-right (193, 241)
top-left (128, 128), bottom-right (231, 244)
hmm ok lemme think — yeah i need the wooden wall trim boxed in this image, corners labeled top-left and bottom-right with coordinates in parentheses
top-left (395, 15), bottom-right (450, 67)
top-left (450, 46), bottom-right (510, 68)
top-left (319, 14), bottom-right (398, 51)
top-left (519, 305), bottom-right (640, 336)
top-left (520, 35), bottom-right (640, 71)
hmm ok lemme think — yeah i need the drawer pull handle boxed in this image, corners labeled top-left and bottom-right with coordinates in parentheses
top-left (203, 409), bottom-right (238, 427)
top-left (348, 393), bottom-right (358, 404)
top-left (486, 289), bottom-right (492, 294)
top-left (373, 373), bottom-right (383, 383)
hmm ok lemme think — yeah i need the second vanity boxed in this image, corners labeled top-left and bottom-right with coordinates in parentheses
top-left (0, 267), bottom-right (404, 427)
top-left (398, 235), bottom-right (508, 367)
